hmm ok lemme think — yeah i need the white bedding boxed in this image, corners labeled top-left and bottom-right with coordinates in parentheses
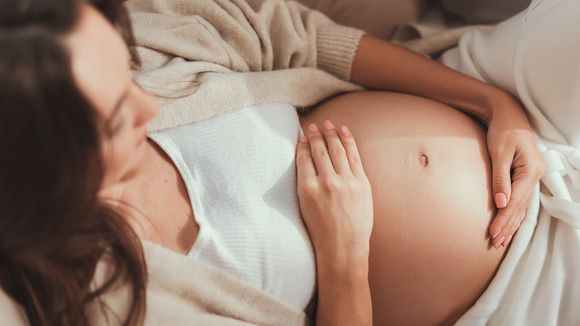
top-left (441, 0), bottom-right (580, 324)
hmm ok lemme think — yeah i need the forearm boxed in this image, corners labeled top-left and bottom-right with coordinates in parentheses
top-left (350, 34), bottom-right (510, 125)
top-left (315, 253), bottom-right (372, 326)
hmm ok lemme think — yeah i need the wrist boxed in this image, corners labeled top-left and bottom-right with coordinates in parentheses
top-left (486, 90), bottom-right (534, 129)
top-left (472, 92), bottom-right (497, 127)
top-left (317, 261), bottom-right (369, 286)
top-left (481, 89), bottom-right (515, 124)
top-left (315, 247), bottom-right (370, 277)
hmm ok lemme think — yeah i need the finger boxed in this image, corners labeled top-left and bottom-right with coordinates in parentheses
top-left (494, 203), bottom-right (525, 248)
top-left (502, 234), bottom-right (513, 248)
top-left (338, 125), bottom-right (366, 177)
top-left (499, 180), bottom-right (534, 242)
top-left (490, 172), bottom-right (536, 247)
top-left (495, 206), bottom-right (526, 248)
top-left (490, 149), bottom-right (514, 212)
top-left (322, 120), bottom-right (351, 175)
top-left (306, 123), bottom-right (335, 176)
top-left (490, 178), bottom-right (530, 244)
top-left (296, 135), bottom-right (316, 179)
top-left (501, 209), bottom-right (526, 247)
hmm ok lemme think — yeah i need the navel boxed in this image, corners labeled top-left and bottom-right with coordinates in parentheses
top-left (420, 153), bottom-right (429, 167)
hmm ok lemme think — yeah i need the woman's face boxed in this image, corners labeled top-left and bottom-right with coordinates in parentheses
top-left (65, 4), bottom-right (159, 188)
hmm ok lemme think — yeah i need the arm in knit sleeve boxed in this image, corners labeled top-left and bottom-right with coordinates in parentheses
top-left (125, 0), bottom-right (365, 81)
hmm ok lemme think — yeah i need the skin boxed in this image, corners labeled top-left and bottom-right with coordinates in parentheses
top-left (299, 91), bottom-right (507, 325)
top-left (66, 4), bottom-right (156, 188)
top-left (66, 5), bottom-right (198, 252)
top-left (296, 120), bottom-right (374, 325)
top-left (63, 4), bottom-right (529, 325)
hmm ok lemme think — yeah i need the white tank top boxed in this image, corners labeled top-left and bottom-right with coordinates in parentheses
top-left (148, 103), bottom-right (315, 310)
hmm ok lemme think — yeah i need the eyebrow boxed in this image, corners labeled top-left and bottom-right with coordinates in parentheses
top-left (104, 86), bottom-right (130, 129)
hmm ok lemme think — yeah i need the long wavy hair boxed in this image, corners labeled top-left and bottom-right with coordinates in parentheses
top-left (0, 0), bottom-right (146, 324)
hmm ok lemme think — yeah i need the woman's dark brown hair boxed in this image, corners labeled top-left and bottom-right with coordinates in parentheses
top-left (0, 0), bottom-right (146, 324)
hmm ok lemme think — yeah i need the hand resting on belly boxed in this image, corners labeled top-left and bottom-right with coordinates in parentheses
top-left (299, 91), bottom-right (508, 326)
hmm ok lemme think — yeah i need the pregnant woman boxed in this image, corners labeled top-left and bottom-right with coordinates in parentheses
top-left (0, 0), bottom-right (545, 325)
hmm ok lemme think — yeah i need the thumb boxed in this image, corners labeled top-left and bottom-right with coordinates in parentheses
top-left (491, 152), bottom-right (512, 210)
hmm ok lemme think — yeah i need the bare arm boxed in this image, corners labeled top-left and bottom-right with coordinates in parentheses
top-left (315, 252), bottom-right (372, 325)
top-left (351, 34), bottom-right (501, 124)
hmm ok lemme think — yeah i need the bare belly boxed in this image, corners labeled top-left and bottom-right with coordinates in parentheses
top-left (299, 91), bottom-right (507, 326)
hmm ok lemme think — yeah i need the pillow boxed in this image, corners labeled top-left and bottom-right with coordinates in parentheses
top-left (294, 0), bottom-right (429, 39)
top-left (440, 0), bottom-right (532, 23)
top-left (0, 290), bottom-right (27, 325)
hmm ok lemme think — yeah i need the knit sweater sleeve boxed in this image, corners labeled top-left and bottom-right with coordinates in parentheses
top-left (125, 0), bottom-right (365, 81)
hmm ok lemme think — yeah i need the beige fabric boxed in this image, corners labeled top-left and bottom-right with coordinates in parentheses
top-left (87, 241), bottom-right (310, 325)
top-left (441, 0), bottom-right (531, 23)
top-left (293, 0), bottom-right (429, 39)
top-left (1, 0), bottom-right (368, 323)
top-left (2, 241), bottom-right (310, 325)
top-left (127, 0), bottom-right (366, 132)
top-left (400, 26), bottom-right (481, 56)
top-left (391, 3), bottom-right (488, 57)
top-left (0, 289), bottom-right (28, 326)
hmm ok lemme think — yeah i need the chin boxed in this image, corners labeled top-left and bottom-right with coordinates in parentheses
top-left (115, 145), bottom-right (146, 183)
top-left (126, 152), bottom-right (147, 181)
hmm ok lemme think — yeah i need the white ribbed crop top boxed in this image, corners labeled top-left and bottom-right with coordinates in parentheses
top-left (148, 103), bottom-right (315, 310)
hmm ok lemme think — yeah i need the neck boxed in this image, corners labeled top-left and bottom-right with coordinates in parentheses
top-left (97, 141), bottom-right (160, 239)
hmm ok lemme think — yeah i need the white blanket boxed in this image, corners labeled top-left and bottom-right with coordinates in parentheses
top-left (441, 0), bottom-right (580, 324)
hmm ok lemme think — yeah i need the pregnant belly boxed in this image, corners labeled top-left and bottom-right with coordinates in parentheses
top-left (299, 91), bottom-right (507, 325)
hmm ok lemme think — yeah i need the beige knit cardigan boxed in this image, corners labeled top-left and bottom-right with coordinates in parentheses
top-left (1, 0), bottom-right (367, 324)
top-left (128, 0), bottom-right (365, 132)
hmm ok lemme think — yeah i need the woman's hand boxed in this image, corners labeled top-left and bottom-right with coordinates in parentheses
top-left (296, 120), bottom-right (374, 263)
top-left (296, 119), bottom-right (373, 326)
top-left (487, 95), bottom-right (545, 248)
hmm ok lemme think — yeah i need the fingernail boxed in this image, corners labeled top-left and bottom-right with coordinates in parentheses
top-left (495, 193), bottom-right (507, 209)
top-left (502, 234), bottom-right (513, 247)
top-left (492, 229), bottom-right (501, 239)
top-left (299, 136), bottom-right (308, 143)
top-left (494, 235), bottom-right (506, 248)
top-left (323, 120), bottom-right (335, 130)
top-left (308, 124), bottom-right (319, 132)
top-left (340, 125), bottom-right (351, 137)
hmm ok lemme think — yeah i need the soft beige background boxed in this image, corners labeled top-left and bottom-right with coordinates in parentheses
top-left (441, 0), bottom-right (531, 23)
top-left (294, 0), bottom-right (429, 39)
